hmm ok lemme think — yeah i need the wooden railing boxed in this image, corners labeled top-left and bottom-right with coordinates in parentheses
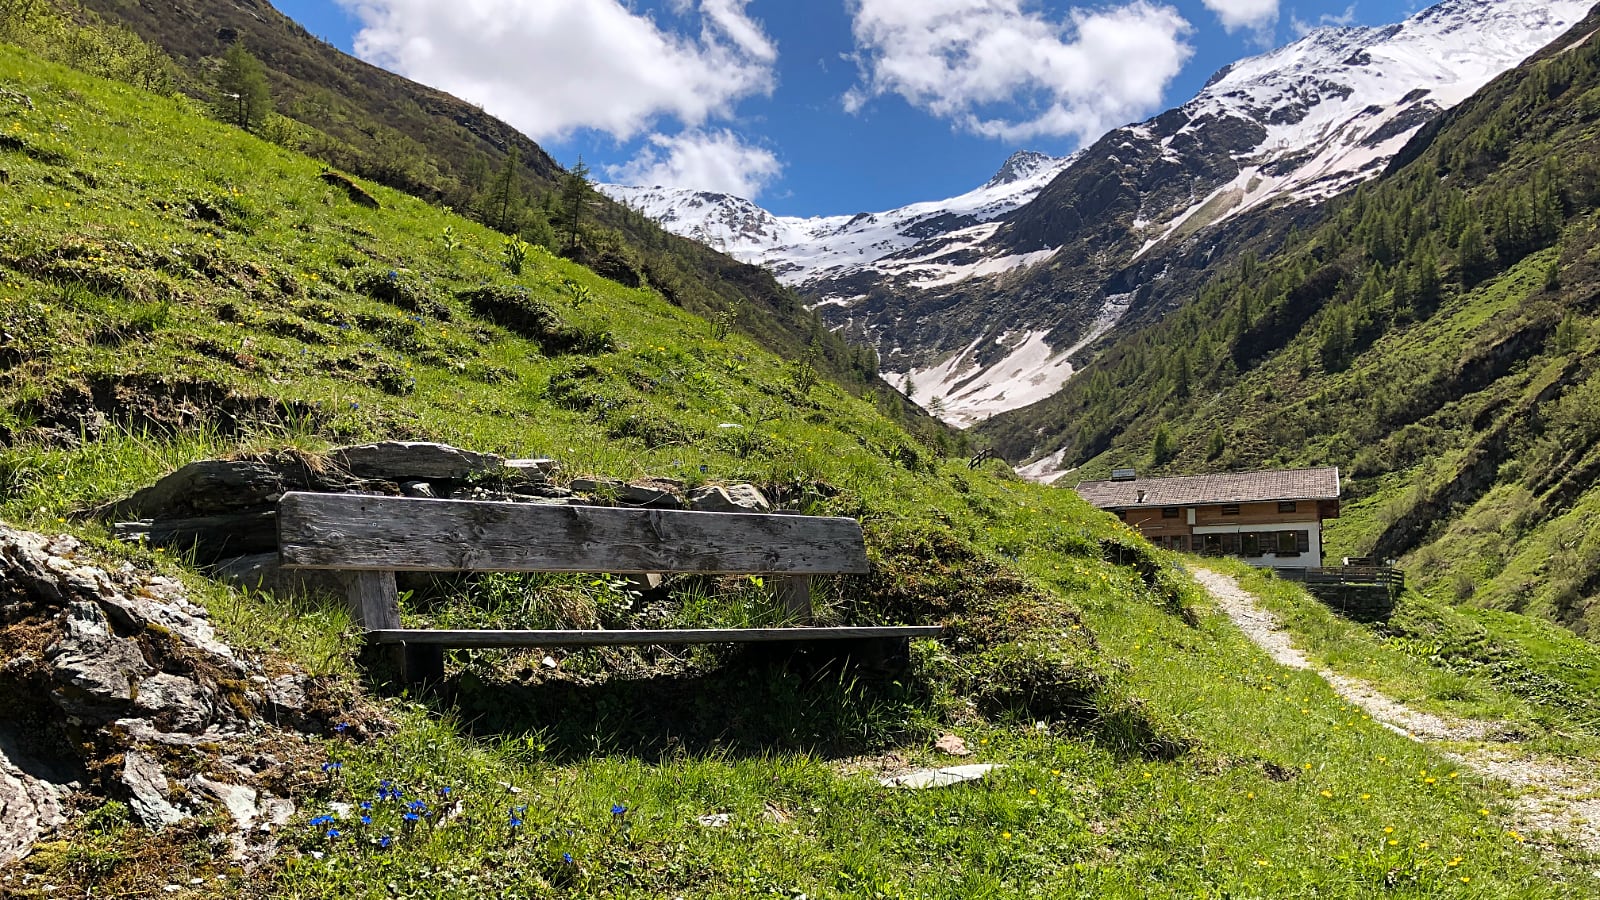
top-left (1278, 566), bottom-right (1405, 590)
top-left (1278, 566), bottom-right (1403, 621)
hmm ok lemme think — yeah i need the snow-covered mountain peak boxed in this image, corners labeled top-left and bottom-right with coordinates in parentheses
top-left (985, 150), bottom-right (1059, 188)
top-left (1126, 0), bottom-right (1593, 258)
top-left (598, 150), bottom-right (1074, 286)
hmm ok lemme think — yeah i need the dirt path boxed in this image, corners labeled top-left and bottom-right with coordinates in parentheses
top-left (1190, 565), bottom-right (1600, 855)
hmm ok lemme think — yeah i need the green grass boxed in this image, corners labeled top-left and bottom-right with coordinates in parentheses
top-left (4, 41), bottom-right (1600, 898)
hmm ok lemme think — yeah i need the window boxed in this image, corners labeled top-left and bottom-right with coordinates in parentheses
top-left (1241, 533), bottom-right (1260, 556)
top-left (1171, 536), bottom-right (1187, 552)
top-left (1278, 501), bottom-right (1298, 513)
top-left (1221, 504), bottom-right (1241, 516)
top-left (1275, 530), bottom-right (1309, 556)
top-left (1220, 533), bottom-right (1239, 555)
top-left (1162, 507), bottom-right (1181, 518)
top-left (1203, 534), bottom-right (1223, 556)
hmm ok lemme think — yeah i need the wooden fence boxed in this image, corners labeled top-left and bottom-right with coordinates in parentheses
top-left (1277, 566), bottom-right (1404, 621)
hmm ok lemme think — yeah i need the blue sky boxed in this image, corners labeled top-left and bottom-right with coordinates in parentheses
top-left (279, 0), bottom-right (1419, 217)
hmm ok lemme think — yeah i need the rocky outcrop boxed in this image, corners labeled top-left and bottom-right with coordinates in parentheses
top-left (0, 524), bottom-right (351, 867)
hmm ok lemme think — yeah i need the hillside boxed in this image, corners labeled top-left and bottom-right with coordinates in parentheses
top-left (980, 5), bottom-right (1600, 635)
top-left (6, 15), bottom-right (1600, 900)
top-left (60, 0), bottom-right (910, 425)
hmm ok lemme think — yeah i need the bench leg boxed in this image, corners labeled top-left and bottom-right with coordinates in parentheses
top-left (403, 643), bottom-right (446, 688)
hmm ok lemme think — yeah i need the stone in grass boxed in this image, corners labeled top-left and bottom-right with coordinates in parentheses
top-left (695, 812), bottom-right (732, 828)
top-left (570, 478), bottom-right (684, 509)
top-left (687, 484), bottom-right (771, 514)
top-left (330, 441), bottom-right (503, 482)
top-left (879, 764), bottom-right (1003, 789)
top-left (934, 734), bottom-right (971, 757)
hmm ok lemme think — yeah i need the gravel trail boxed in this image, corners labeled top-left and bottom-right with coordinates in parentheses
top-left (1191, 565), bottom-right (1600, 855)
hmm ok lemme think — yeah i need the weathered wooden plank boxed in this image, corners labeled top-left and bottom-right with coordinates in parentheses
top-left (368, 626), bottom-right (942, 647)
top-left (341, 570), bottom-right (400, 630)
top-left (278, 492), bottom-right (870, 574)
top-left (778, 576), bottom-right (812, 625)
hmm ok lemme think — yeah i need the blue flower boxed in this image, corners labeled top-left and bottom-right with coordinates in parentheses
top-left (562, 852), bottom-right (574, 865)
top-left (334, 722), bottom-right (350, 734)
top-left (378, 835), bottom-right (393, 849)
top-left (508, 816), bottom-right (522, 828)
top-left (321, 761), bottom-right (342, 774)
top-left (611, 803), bottom-right (627, 819)
top-left (326, 828), bottom-right (341, 840)
top-left (408, 800), bottom-right (428, 813)
top-left (403, 812), bottom-right (419, 823)
top-left (309, 815), bottom-right (334, 827)
top-left (437, 786), bottom-right (453, 800)
top-left (360, 815), bottom-right (372, 826)
top-left (359, 801), bottom-right (372, 811)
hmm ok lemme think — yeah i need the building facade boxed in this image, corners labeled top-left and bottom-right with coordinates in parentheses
top-left (1074, 467), bottom-right (1341, 568)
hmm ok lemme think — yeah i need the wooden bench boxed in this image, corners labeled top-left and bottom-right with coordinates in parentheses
top-left (276, 491), bottom-right (940, 683)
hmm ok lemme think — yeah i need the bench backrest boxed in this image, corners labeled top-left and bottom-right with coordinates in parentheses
top-left (277, 491), bottom-right (870, 575)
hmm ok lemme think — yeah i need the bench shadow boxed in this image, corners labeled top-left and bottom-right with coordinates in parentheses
top-left (423, 644), bottom-right (929, 764)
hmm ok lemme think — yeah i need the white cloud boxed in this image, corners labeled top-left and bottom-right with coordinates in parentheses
top-left (339, 0), bottom-right (776, 141)
top-left (1202, 0), bottom-right (1279, 33)
top-left (1290, 4), bottom-right (1357, 37)
top-left (843, 0), bottom-right (1194, 144)
top-left (607, 129), bottom-right (783, 199)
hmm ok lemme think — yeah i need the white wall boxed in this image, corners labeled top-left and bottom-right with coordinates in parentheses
top-left (1191, 521), bottom-right (1322, 568)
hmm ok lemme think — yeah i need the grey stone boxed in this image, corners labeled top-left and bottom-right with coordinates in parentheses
top-left (571, 478), bottom-right (684, 509)
top-left (123, 750), bottom-right (187, 829)
top-left (190, 776), bottom-right (259, 831)
top-left (879, 764), bottom-right (1002, 789)
top-left (0, 730), bottom-right (72, 866)
top-left (688, 484), bottom-right (772, 513)
top-left (330, 441), bottom-right (503, 481)
top-left (48, 600), bottom-right (151, 713)
top-left (134, 673), bottom-right (215, 733)
top-left (264, 676), bottom-right (306, 714)
top-left (108, 460), bottom-right (291, 519)
top-left (502, 459), bottom-right (556, 482)
top-left (400, 481), bottom-right (436, 499)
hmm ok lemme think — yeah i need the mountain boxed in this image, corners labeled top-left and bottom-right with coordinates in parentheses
top-left (978, 2), bottom-right (1600, 634)
top-left (603, 0), bottom-right (1592, 428)
top-left (600, 149), bottom-right (1074, 286)
top-left (865, 0), bottom-right (1596, 426)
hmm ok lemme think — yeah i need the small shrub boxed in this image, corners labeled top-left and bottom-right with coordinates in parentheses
top-left (502, 237), bottom-right (530, 275)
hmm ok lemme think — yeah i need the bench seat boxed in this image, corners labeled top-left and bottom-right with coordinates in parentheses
top-left (275, 491), bottom-right (939, 683)
top-left (368, 626), bottom-right (944, 647)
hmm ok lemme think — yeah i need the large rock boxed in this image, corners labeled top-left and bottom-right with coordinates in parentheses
top-left (330, 441), bottom-right (503, 481)
top-left (688, 484), bottom-right (772, 513)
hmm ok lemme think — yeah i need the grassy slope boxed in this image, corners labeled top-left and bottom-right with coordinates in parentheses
top-left (64, 0), bottom-right (917, 423)
top-left (1, 47), bottom-right (1597, 898)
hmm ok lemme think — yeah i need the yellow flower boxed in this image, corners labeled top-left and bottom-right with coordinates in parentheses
top-left (1028, 789), bottom-right (1037, 796)
top-left (1319, 790), bottom-right (1332, 798)
top-left (1383, 827), bottom-right (1394, 834)
top-left (1001, 831), bottom-right (1011, 841)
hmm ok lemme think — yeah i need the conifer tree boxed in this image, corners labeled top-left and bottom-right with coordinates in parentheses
top-left (560, 157), bottom-right (592, 252)
top-left (216, 44), bottom-right (272, 132)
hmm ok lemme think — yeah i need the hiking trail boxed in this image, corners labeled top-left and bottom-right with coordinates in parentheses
top-left (1190, 565), bottom-right (1600, 855)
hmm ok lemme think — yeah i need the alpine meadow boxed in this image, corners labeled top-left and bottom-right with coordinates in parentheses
top-left (2, 1), bottom-right (1600, 899)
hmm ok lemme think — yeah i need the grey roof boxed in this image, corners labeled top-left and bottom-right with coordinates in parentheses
top-left (1075, 466), bottom-right (1340, 509)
